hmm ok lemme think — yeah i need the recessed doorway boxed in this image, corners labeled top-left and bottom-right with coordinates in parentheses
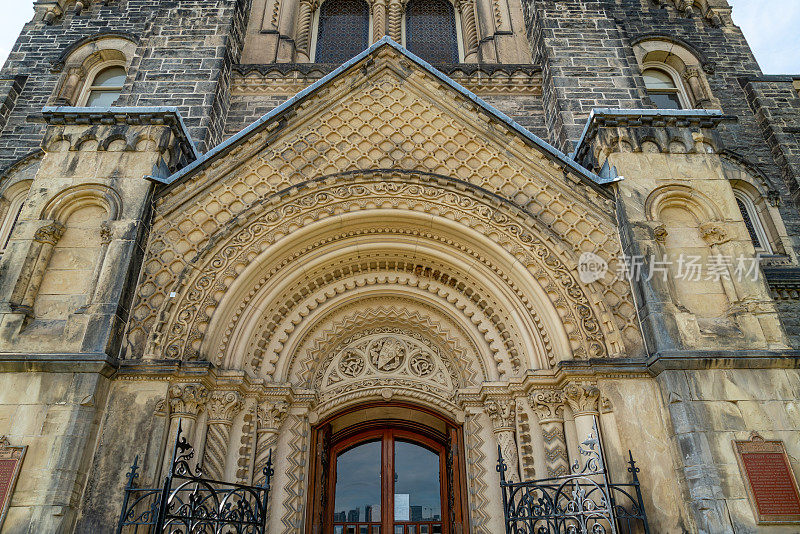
top-left (305, 403), bottom-right (468, 534)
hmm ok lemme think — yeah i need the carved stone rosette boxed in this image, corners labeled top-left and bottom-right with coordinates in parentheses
top-left (529, 389), bottom-right (569, 477)
top-left (203, 391), bottom-right (243, 481)
top-left (486, 398), bottom-right (520, 482)
top-left (254, 399), bottom-right (289, 485)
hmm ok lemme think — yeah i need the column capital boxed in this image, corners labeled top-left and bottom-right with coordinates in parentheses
top-left (168, 383), bottom-right (209, 419)
top-left (206, 390), bottom-right (243, 424)
top-left (257, 399), bottom-right (289, 431)
top-left (564, 383), bottom-right (600, 417)
top-left (528, 389), bottom-right (564, 423)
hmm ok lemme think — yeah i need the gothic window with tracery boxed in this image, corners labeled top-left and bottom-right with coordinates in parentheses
top-left (405, 0), bottom-right (459, 64)
top-left (314, 0), bottom-right (370, 63)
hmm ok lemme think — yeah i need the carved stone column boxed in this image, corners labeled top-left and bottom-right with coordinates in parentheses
top-left (295, 0), bottom-right (317, 62)
top-left (388, 0), bottom-right (403, 42)
top-left (564, 383), bottom-right (600, 470)
top-left (9, 221), bottom-right (65, 317)
top-left (682, 66), bottom-right (711, 108)
top-left (486, 398), bottom-right (519, 482)
top-left (456, 0), bottom-right (479, 62)
top-left (529, 389), bottom-right (569, 477)
top-left (254, 399), bottom-right (288, 485)
top-left (372, 0), bottom-right (387, 42)
top-left (203, 391), bottom-right (243, 480)
top-left (165, 384), bottom-right (208, 476)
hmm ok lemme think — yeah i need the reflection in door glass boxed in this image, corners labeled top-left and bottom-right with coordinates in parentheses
top-left (333, 440), bottom-right (382, 525)
top-left (394, 441), bottom-right (441, 525)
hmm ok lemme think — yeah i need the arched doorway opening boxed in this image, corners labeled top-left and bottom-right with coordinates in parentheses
top-left (305, 403), bottom-right (469, 534)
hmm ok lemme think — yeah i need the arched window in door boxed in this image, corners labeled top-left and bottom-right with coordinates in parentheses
top-left (405, 0), bottom-right (459, 64)
top-left (306, 404), bottom-right (468, 534)
top-left (314, 0), bottom-right (370, 63)
top-left (329, 429), bottom-right (446, 534)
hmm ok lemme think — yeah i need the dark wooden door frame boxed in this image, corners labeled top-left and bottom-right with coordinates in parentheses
top-left (304, 402), bottom-right (470, 534)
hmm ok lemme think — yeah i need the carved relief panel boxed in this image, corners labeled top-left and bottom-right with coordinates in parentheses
top-left (320, 330), bottom-right (456, 394)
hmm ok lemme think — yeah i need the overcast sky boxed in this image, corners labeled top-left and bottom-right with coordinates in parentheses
top-left (0, 0), bottom-right (798, 73)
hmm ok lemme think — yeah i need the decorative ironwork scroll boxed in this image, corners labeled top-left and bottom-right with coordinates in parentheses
top-left (0, 437), bottom-right (26, 530)
top-left (497, 424), bottom-right (649, 534)
top-left (117, 421), bottom-right (274, 534)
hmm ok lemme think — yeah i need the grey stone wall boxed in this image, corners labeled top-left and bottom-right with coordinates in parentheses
top-left (0, 0), bottom-right (248, 169)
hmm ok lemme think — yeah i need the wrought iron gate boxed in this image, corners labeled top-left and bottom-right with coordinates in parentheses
top-left (116, 421), bottom-right (273, 534)
top-left (497, 429), bottom-right (650, 534)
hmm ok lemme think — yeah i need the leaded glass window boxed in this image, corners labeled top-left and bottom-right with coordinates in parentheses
top-left (315, 0), bottom-right (370, 63)
top-left (405, 0), bottom-right (459, 64)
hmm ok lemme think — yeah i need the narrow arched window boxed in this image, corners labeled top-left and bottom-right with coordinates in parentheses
top-left (643, 68), bottom-right (686, 110)
top-left (405, 0), bottom-right (459, 64)
top-left (85, 66), bottom-right (126, 107)
top-left (734, 190), bottom-right (772, 253)
top-left (0, 185), bottom-right (29, 254)
top-left (314, 0), bottom-right (370, 63)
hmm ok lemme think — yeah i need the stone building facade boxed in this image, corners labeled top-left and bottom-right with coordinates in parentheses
top-left (0, 0), bottom-right (798, 533)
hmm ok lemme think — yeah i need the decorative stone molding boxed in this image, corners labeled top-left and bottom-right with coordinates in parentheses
top-left (206, 390), bottom-right (243, 424)
top-left (8, 221), bottom-right (65, 317)
top-left (168, 383), bottom-right (209, 419)
top-left (294, 0), bottom-right (319, 62)
top-left (573, 109), bottom-right (732, 174)
top-left (653, 224), bottom-right (668, 243)
top-left (203, 391), bottom-right (243, 480)
top-left (33, 221), bottom-right (65, 246)
top-left (529, 389), bottom-right (569, 477)
top-left (372, 0), bottom-right (387, 42)
top-left (387, 0), bottom-right (403, 42)
top-left (699, 222), bottom-right (730, 246)
top-left (564, 383), bottom-right (600, 417)
top-left (254, 399), bottom-right (289, 485)
top-left (231, 64), bottom-right (542, 96)
top-left (455, 0), bottom-right (479, 61)
top-left (486, 397), bottom-right (519, 482)
top-left (133, 173), bottom-right (625, 371)
top-left (40, 107), bottom-right (199, 171)
top-left (485, 398), bottom-right (516, 431)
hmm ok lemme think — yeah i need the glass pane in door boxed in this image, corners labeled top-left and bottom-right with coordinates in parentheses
top-left (334, 440), bottom-right (382, 529)
top-left (393, 441), bottom-right (442, 531)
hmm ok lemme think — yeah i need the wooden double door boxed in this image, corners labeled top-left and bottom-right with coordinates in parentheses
top-left (307, 415), bottom-right (468, 534)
